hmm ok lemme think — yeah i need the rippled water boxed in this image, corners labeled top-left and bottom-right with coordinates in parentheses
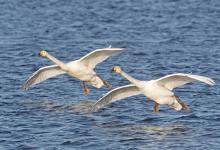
top-left (1, 0), bottom-right (220, 149)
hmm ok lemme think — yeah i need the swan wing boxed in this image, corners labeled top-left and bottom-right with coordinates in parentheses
top-left (79, 48), bottom-right (125, 69)
top-left (156, 73), bottom-right (215, 90)
top-left (92, 84), bottom-right (141, 111)
top-left (22, 65), bottom-right (65, 90)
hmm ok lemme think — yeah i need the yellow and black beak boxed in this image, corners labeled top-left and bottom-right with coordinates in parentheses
top-left (38, 52), bottom-right (41, 56)
top-left (111, 67), bottom-right (115, 73)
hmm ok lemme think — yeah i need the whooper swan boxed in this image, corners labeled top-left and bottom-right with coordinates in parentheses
top-left (92, 66), bottom-right (215, 112)
top-left (22, 48), bottom-right (125, 95)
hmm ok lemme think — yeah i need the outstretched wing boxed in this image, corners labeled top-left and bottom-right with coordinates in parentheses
top-left (92, 84), bottom-right (141, 111)
top-left (156, 73), bottom-right (215, 90)
top-left (79, 48), bottom-right (125, 69)
top-left (22, 65), bottom-right (65, 90)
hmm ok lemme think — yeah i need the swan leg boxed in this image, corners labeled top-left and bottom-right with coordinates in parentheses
top-left (103, 80), bottom-right (112, 89)
top-left (96, 74), bottom-right (112, 89)
top-left (153, 102), bottom-right (159, 113)
top-left (174, 95), bottom-right (190, 110)
top-left (81, 81), bottom-right (90, 96)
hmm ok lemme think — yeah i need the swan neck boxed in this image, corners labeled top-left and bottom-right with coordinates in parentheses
top-left (120, 71), bottom-right (140, 85)
top-left (46, 53), bottom-right (68, 71)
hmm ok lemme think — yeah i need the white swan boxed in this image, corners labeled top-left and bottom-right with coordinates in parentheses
top-left (22, 48), bottom-right (125, 95)
top-left (92, 66), bottom-right (215, 112)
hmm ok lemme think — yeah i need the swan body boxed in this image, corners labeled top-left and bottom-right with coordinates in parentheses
top-left (22, 48), bottom-right (125, 95)
top-left (92, 66), bottom-right (215, 112)
top-left (64, 60), bottom-right (102, 87)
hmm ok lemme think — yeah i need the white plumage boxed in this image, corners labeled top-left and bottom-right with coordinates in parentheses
top-left (22, 65), bottom-right (65, 90)
top-left (92, 84), bottom-right (141, 111)
top-left (156, 73), bottom-right (215, 90)
top-left (79, 48), bottom-right (125, 69)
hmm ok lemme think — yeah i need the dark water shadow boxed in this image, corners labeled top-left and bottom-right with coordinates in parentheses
top-left (95, 119), bottom-right (190, 141)
top-left (27, 99), bottom-right (95, 114)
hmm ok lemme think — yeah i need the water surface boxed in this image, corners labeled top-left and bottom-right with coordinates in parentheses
top-left (0, 0), bottom-right (220, 149)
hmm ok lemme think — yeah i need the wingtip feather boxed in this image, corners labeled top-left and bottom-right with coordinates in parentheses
top-left (208, 78), bottom-right (215, 86)
top-left (100, 47), bottom-right (126, 51)
top-left (21, 84), bottom-right (28, 91)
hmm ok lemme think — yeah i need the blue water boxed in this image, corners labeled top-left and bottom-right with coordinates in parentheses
top-left (1, 0), bottom-right (220, 149)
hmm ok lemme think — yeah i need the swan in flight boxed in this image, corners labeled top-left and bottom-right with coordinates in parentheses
top-left (92, 66), bottom-right (215, 112)
top-left (22, 48), bottom-right (125, 95)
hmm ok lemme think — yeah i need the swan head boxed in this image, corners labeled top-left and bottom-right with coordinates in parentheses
top-left (112, 66), bottom-right (122, 74)
top-left (39, 50), bottom-right (47, 57)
